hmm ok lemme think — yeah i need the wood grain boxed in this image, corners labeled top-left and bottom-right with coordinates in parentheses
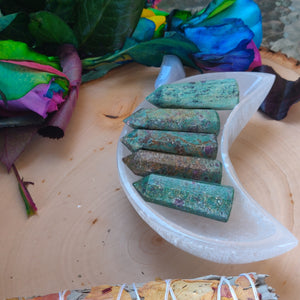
top-left (0, 51), bottom-right (299, 299)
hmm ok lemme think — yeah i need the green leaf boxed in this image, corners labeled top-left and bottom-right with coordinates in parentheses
top-left (81, 32), bottom-right (200, 79)
top-left (182, 0), bottom-right (237, 28)
top-left (0, 61), bottom-right (69, 100)
top-left (74, 0), bottom-right (144, 56)
top-left (12, 164), bottom-right (37, 217)
top-left (147, 8), bottom-right (169, 16)
top-left (126, 32), bottom-right (200, 68)
top-left (45, 0), bottom-right (77, 26)
top-left (207, 0), bottom-right (236, 18)
top-left (0, 12), bottom-right (34, 44)
top-left (0, 40), bottom-right (60, 69)
top-left (82, 61), bottom-right (126, 83)
top-left (171, 9), bottom-right (192, 21)
top-left (29, 11), bottom-right (78, 48)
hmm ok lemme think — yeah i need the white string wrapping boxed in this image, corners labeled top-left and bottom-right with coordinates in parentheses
top-left (169, 285), bottom-right (177, 300)
top-left (132, 283), bottom-right (141, 300)
top-left (116, 284), bottom-right (126, 300)
top-left (164, 275), bottom-right (258, 300)
top-left (217, 276), bottom-right (238, 300)
top-left (239, 273), bottom-right (260, 300)
top-left (88, 273), bottom-right (258, 300)
top-left (164, 279), bottom-right (171, 300)
top-left (59, 290), bottom-right (67, 300)
top-left (164, 279), bottom-right (177, 300)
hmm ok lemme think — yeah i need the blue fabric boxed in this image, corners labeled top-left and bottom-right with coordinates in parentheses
top-left (45, 81), bottom-right (65, 98)
top-left (193, 48), bottom-right (254, 71)
top-left (184, 18), bottom-right (254, 55)
top-left (132, 18), bottom-right (156, 42)
top-left (182, 0), bottom-right (262, 47)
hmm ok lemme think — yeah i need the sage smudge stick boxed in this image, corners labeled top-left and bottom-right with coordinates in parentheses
top-left (4, 273), bottom-right (278, 300)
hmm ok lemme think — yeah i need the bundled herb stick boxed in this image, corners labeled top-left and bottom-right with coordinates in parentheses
top-left (7, 274), bottom-right (278, 300)
top-left (122, 129), bottom-right (218, 159)
top-left (123, 150), bottom-right (222, 183)
top-left (123, 108), bottom-right (220, 134)
top-left (146, 78), bottom-right (239, 109)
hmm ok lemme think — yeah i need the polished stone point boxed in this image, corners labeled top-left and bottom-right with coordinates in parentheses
top-left (133, 174), bottom-right (234, 222)
top-left (121, 129), bottom-right (218, 159)
top-left (123, 150), bottom-right (222, 183)
top-left (123, 108), bottom-right (220, 134)
top-left (146, 78), bottom-right (239, 109)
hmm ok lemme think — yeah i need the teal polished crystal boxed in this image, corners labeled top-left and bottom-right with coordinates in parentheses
top-left (123, 150), bottom-right (222, 183)
top-left (123, 108), bottom-right (220, 134)
top-left (133, 174), bottom-right (234, 222)
top-left (146, 78), bottom-right (239, 109)
top-left (121, 129), bottom-right (218, 159)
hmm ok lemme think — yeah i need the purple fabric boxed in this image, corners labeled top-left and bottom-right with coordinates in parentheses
top-left (247, 40), bottom-right (261, 70)
top-left (0, 83), bottom-right (65, 118)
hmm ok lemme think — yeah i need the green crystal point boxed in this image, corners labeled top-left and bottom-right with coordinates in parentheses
top-left (146, 78), bottom-right (239, 109)
top-left (133, 174), bottom-right (234, 222)
top-left (121, 129), bottom-right (218, 159)
top-left (123, 150), bottom-right (222, 183)
top-left (123, 108), bottom-right (220, 134)
top-left (133, 176), bottom-right (148, 196)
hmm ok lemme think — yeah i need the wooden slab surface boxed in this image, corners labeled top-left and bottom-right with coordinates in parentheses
top-left (0, 50), bottom-right (299, 299)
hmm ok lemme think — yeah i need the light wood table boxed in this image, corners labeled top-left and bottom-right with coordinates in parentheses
top-left (1, 50), bottom-right (299, 299)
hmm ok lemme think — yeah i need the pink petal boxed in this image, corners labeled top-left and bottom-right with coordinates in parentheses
top-left (0, 59), bottom-right (69, 81)
top-left (247, 40), bottom-right (262, 70)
